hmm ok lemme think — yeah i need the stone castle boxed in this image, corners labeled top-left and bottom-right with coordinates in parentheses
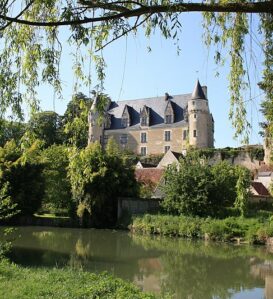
top-left (88, 80), bottom-right (214, 155)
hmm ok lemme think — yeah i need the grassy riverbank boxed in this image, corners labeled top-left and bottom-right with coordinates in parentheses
top-left (0, 260), bottom-right (161, 299)
top-left (131, 214), bottom-right (273, 244)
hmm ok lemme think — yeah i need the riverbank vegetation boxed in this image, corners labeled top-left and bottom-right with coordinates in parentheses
top-left (131, 214), bottom-right (273, 244)
top-left (0, 259), bottom-right (160, 299)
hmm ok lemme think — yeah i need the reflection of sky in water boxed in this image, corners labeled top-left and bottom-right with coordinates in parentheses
top-left (231, 288), bottom-right (265, 299)
top-left (4, 227), bottom-right (273, 299)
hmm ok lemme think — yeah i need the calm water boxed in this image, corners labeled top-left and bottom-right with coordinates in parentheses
top-left (4, 226), bottom-right (273, 299)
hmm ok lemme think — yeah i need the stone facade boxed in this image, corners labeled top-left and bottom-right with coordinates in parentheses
top-left (88, 80), bottom-right (214, 155)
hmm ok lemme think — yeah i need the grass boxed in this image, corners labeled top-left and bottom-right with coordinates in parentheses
top-left (34, 213), bottom-right (69, 219)
top-left (131, 214), bottom-right (273, 244)
top-left (0, 259), bottom-right (163, 299)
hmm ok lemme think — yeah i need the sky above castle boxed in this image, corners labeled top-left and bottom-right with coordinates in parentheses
top-left (38, 13), bottom-right (264, 148)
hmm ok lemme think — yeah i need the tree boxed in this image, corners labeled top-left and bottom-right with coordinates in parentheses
top-left (0, 140), bottom-right (45, 217)
top-left (0, 1), bottom-right (271, 143)
top-left (162, 154), bottom-right (217, 217)
top-left (63, 93), bottom-right (92, 148)
top-left (41, 144), bottom-right (72, 213)
top-left (27, 111), bottom-right (63, 147)
top-left (161, 153), bottom-right (251, 217)
top-left (0, 119), bottom-right (26, 147)
top-left (68, 140), bottom-right (138, 227)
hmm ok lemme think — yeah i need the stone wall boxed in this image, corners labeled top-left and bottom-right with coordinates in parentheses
top-left (105, 127), bottom-right (188, 155)
top-left (117, 197), bottom-right (161, 219)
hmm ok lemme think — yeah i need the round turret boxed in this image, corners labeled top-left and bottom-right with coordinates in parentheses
top-left (188, 80), bottom-right (213, 148)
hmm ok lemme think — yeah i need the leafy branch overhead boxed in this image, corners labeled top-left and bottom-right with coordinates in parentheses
top-left (0, 1), bottom-right (272, 142)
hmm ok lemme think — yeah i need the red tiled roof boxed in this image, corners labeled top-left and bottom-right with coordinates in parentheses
top-left (251, 182), bottom-right (270, 196)
top-left (258, 164), bottom-right (273, 172)
top-left (135, 168), bottom-right (164, 186)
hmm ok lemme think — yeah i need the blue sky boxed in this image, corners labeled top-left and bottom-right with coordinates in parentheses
top-left (39, 12), bottom-right (265, 148)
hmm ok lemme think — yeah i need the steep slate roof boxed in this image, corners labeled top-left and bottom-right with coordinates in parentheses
top-left (251, 182), bottom-right (270, 196)
top-left (106, 93), bottom-right (190, 130)
top-left (191, 80), bottom-right (207, 100)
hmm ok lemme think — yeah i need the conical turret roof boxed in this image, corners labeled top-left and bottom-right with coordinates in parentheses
top-left (191, 80), bottom-right (206, 100)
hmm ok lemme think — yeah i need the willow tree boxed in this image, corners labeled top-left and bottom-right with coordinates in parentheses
top-left (0, 1), bottom-right (272, 144)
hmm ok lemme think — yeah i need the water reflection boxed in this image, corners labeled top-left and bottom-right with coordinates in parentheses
top-left (4, 226), bottom-right (273, 299)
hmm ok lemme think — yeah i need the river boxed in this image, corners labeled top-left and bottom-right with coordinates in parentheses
top-left (4, 226), bottom-right (273, 299)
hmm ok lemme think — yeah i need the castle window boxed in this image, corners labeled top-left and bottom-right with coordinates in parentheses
top-left (194, 114), bottom-right (197, 119)
top-left (164, 146), bottom-right (170, 153)
top-left (121, 105), bottom-right (131, 128)
top-left (141, 132), bottom-right (147, 143)
top-left (193, 130), bottom-right (197, 137)
top-left (140, 147), bottom-right (147, 156)
top-left (141, 116), bottom-right (148, 126)
top-left (183, 130), bottom-right (188, 140)
top-left (121, 117), bottom-right (129, 128)
top-left (165, 131), bottom-right (171, 141)
top-left (192, 101), bottom-right (195, 105)
top-left (165, 115), bottom-right (173, 124)
top-left (120, 134), bottom-right (128, 144)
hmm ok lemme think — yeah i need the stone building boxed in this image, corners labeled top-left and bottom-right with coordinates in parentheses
top-left (88, 80), bottom-right (214, 155)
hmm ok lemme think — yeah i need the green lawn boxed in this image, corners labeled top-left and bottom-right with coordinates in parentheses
top-left (0, 260), bottom-right (161, 299)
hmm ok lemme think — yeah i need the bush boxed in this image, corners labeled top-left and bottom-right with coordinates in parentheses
top-left (161, 153), bottom-right (251, 217)
top-left (132, 214), bottom-right (273, 244)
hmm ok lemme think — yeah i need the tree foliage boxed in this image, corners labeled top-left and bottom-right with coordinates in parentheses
top-left (63, 92), bottom-right (92, 148)
top-left (0, 119), bottom-right (26, 147)
top-left (0, 1), bottom-right (271, 142)
top-left (161, 154), bottom-right (251, 217)
top-left (27, 111), bottom-right (63, 147)
top-left (0, 140), bottom-right (45, 217)
top-left (68, 139), bottom-right (138, 227)
top-left (41, 144), bottom-right (72, 212)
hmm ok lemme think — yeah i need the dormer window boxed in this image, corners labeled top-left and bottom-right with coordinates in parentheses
top-left (165, 115), bottom-right (173, 124)
top-left (121, 117), bottom-right (129, 128)
top-left (121, 105), bottom-right (131, 128)
top-left (104, 113), bottom-right (111, 129)
top-left (141, 116), bottom-right (148, 126)
top-left (164, 100), bottom-right (174, 124)
top-left (140, 105), bottom-right (150, 127)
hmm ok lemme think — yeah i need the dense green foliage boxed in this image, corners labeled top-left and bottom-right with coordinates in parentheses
top-left (41, 145), bottom-right (72, 214)
top-left (0, 140), bottom-right (45, 216)
top-left (28, 111), bottom-right (63, 147)
top-left (0, 260), bottom-right (159, 299)
top-left (0, 120), bottom-right (26, 147)
top-left (132, 214), bottom-right (273, 244)
top-left (68, 139), bottom-right (138, 227)
top-left (63, 93), bottom-right (93, 148)
top-left (161, 154), bottom-right (251, 217)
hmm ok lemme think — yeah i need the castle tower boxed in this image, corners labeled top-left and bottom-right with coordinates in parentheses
top-left (188, 80), bottom-right (214, 148)
top-left (88, 94), bottom-right (104, 145)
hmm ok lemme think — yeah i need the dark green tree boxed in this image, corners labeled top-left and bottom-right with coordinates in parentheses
top-left (0, 140), bottom-right (45, 217)
top-left (63, 93), bottom-right (92, 148)
top-left (0, 120), bottom-right (26, 147)
top-left (28, 111), bottom-right (63, 147)
top-left (41, 144), bottom-right (72, 213)
top-left (161, 154), bottom-right (251, 217)
top-left (68, 139), bottom-right (138, 227)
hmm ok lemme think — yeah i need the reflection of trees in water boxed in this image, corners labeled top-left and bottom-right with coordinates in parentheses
top-left (7, 227), bottom-right (273, 299)
top-left (132, 235), bottom-right (269, 299)
top-left (160, 253), bottom-right (263, 299)
top-left (10, 227), bottom-right (161, 281)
